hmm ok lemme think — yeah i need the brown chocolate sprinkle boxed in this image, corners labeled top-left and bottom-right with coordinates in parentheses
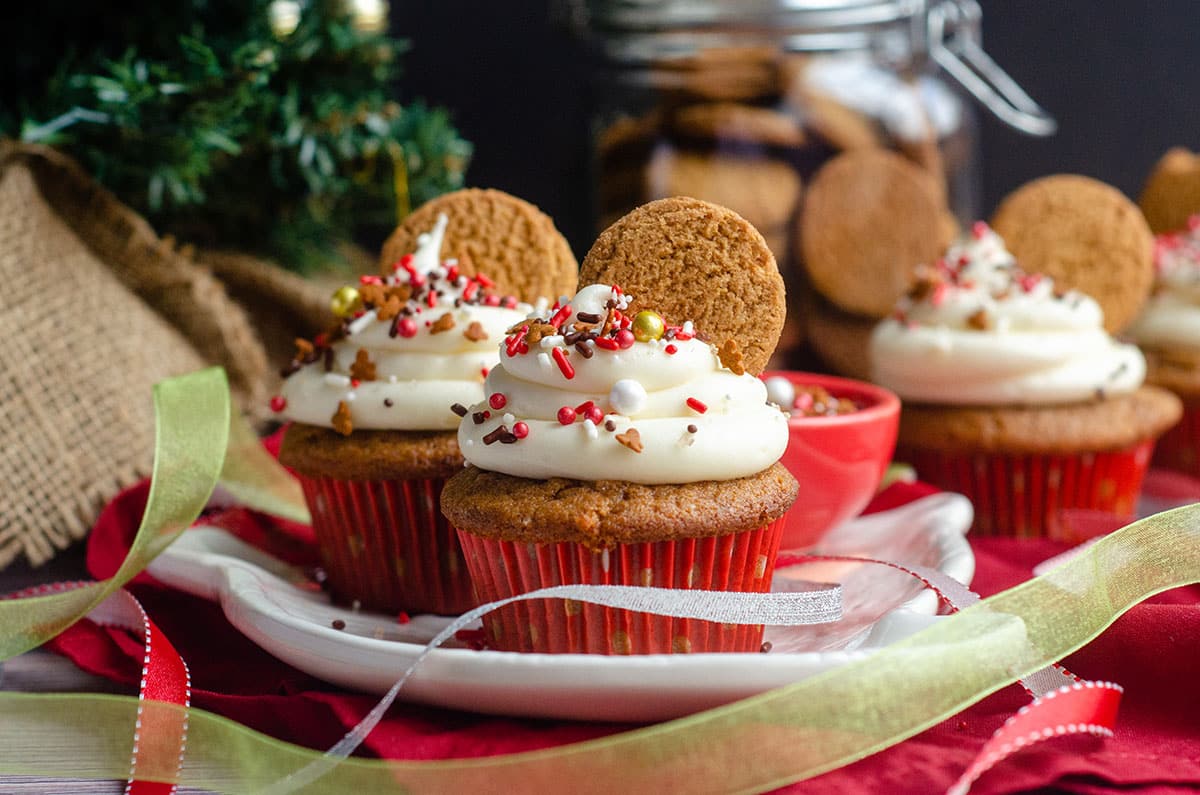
top-left (760, 641), bottom-right (772, 653)
top-left (332, 619), bottom-right (346, 630)
top-left (383, 398), bottom-right (393, 408)
top-left (451, 403), bottom-right (469, 417)
top-left (687, 424), bottom-right (698, 433)
top-left (472, 411), bottom-right (488, 425)
top-left (615, 428), bottom-right (643, 453)
top-left (574, 342), bottom-right (594, 359)
top-left (482, 426), bottom-right (519, 445)
top-left (324, 347), bottom-right (335, 372)
top-left (967, 308), bottom-right (991, 330)
top-left (718, 339), bottom-right (746, 376)
top-left (349, 349), bottom-right (377, 381)
top-left (463, 321), bottom-right (487, 342)
top-left (331, 401), bottom-right (353, 436)
top-left (576, 311), bottom-right (602, 324)
top-left (604, 419), bottom-right (616, 432)
top-left (430, 312), bottom-right (456, 334)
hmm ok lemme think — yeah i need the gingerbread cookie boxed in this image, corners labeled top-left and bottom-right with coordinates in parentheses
top-left (991, 174), bottom-right (1154, 334)
top-left (1139, 147), bottom-right (1200, 234)
top-left (379, 188), bottom-right (578, 303)
top-left (799, 149), bottom-right (952, 318)
top-left (580, 197), bottom-right (786, 375)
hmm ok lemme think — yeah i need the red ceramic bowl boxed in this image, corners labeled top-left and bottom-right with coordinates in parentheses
top-left (762, 371), bottom-right (900, 550)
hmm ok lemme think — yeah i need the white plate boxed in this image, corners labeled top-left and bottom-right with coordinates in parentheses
top-left (148, 493), bottom-right (974, 722)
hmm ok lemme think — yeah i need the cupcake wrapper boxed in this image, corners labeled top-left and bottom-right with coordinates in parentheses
top-left (1152, 401), bottom-right (1200, 477)
top-left (296, 474), bottom-right (475, 616)
top-left (901, 441), bottom-right (1155, 541)
top-left (457, 519), bottom-right (785, 655)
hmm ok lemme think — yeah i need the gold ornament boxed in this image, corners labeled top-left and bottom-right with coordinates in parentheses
top-left (631, 310), bottom-right (665, 342)
top-left (267, 0), bottom-right (301, 38)
top-left (330, 285), bottom-right (362, 318)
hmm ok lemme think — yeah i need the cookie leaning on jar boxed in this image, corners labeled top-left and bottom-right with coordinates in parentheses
top-left (441, 197), bottom-right (797, 655)
top-left (869, 221), bottom-right (1180, 540)
top-left (274, 189), bottom-right (577, 615)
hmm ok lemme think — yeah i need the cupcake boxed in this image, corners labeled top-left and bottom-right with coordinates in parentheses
top-left (869, 223), bottom-right (1181, 539)
top-left (441, 198), bottom-right (797, 654)
top-left (275, 190), bottom-right (576, 615)
top-left (1128, 217), bottom-right (1200, 475)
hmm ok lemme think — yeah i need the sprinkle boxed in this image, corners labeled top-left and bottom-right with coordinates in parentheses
top-left (557, 406), bottom-right (577, 425)
top-left (476, 272), bottom-right (495, 288)
top-left (489, 393), bottom-right (508, 410)
top-left (686, 397), bottom-right (708, 414)
top-left (584, 404), bottom-right (604, 424)
top-left (537, 352), bottom-right (553, 371)
top-left (615, 427), bottom-right (643, 452)
top-left (614, 328), bottom-right (635, 349)
top-left (931, 283), bottom-right (949, 307)
top-left (1019, 273), bottom-right (1043, 293)
top-left (512, 421), bottom-right (529, 439)
top-left (576, 311), bottom-right (602, 324)
top-left (383, 398), bottom-right (394, 408)
top-left (604, 419), bottom-right (616, 432)
top-left (269, 395), bottom-right (287, 412)
top-left (480, 366), bottom-right (490, 379)
top-left (463, 321), bottom-right (487, 342)
top-left (665, 344), bottom-right (677, 354)
top-left (971, 220), bottom-right (988, 240)
top-left (332, 619), bottom-right (346, 630)
top-left (331, 401), bottom-right (353, 436)
top-left (324, 347), bottom-right (335, 372)
top-left (324, 373), bottom-right (351, 388)
top-left (593, 336), bottom-right (619, 351)
top-left (760, 641), bottom-right (772, 653)
top-left (552, 347), bottom-right (575, 379)
top-left (549, 305), bottom-right (573, 330)
top-left (472, 411), bottom-right (489, 425)
top-left (575, 341), bottom-right (594, 359)
top-left (397, 612), bottom-right (411, 625)
top-left (717, 339), bottom-right (745, 375)
top-left (396, 317), bottom-right (418, 338)
top-left (451, 403), bottom-right (468, 417)
top-left (482, 427), bottom-right (508, 445)
top-left (583, 419), bottom-right (599, 440)
top-left (967, 308), bottom-right (991, 330)
top-left (350, 378), bottom-right (361, 389)
top-left (350, 349), bottom-right (377, 381)
top-left (687, 424), bottom-right (698, 433)
top-left (462, 281), bottom-right (480, 302)
top-left (346, 311), bottom-right (375, 336)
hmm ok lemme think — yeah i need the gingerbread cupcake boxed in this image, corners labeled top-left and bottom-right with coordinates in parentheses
top-left (1128, 216), bottom-right (1200, 475)
top-left (870, 223), bottom-right (1180, 539)
top-left (276, 190), bottom-right (577, 615)
top-left (441, 198), bottom-right (797, 654)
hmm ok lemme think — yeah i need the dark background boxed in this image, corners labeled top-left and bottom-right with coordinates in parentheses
top-left (391, 0), bottom-right (1200, 256)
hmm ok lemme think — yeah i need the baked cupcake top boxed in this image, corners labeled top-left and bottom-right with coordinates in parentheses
top-left (275, 214), bottom-right (533, 434)
top-left (870, 222), bottom-right (1145, 406)
top-left (455, 283), bottom-right (789, 484)
top-left (1127, 216), bottom-right (1200, 353)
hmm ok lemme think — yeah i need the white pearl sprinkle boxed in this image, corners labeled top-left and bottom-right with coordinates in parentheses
top-left (324, 373), bottom-right (351, 388)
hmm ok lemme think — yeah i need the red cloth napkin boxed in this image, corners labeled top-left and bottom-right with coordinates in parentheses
top-left (48, 473), bottom-right (1200, 794)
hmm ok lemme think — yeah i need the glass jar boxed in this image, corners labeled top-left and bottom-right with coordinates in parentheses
top-left (577, 0), bottom-right (1055, 369)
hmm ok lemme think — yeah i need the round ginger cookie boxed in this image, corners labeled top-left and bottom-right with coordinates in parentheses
top-left (1139, 147), bottom-right (1200, 234)
top-left (799, 149), bottom-right (953, 318)
top-left (991, 175), bottom-right (1153, 334)
top-left (380, 188), bottom-right (577, 303)
top-left (580, 197), bottom-right (786, 375)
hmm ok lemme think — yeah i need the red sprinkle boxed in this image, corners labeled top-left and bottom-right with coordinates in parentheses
top-left (501, 296), bottom-right (519, 309)
top-left (314, 333), bottom-right (328, 348)
top-left (665, 344), bottom-right (677, 355)
top-left (931, 283), bottom-right (949, 307)
top-left (359, 274), bottom-right (383, 285)
top-left (557, 406), bottom-right (577, 425)
top-left (512, 421), bottom-right (529, 439)
top-left (552, 347), bottom-right (575, 379)
top-left (576, 400), bottom-right (595, 413)
top-left (584, 405), bottom-right (603, 425)
top-left (463, 281), bottom-right (480, 302)
top-left (397, 612), bottom-right (411, 625)
top-left (476, 272), bottom-right (495, 288)
top-left (480, 367), bottom-right (489, 379)
top-left (686, 397), bottom-right (708, 414)
top-left (350, 378), bottom-right (361, 389)
top-left (593, 336), bottom-right (619, 351)
top-left (615, 329), bottom-right (635, 349)
top-left (489, 393), bottom-right (508, 410)
top-left (674, 331), bottom-right (693, 341)
top-left (400, 254), bottom-right (414, 267)
top-left (972, 221), bottom-right (989, 240)
top-left (484, 294), bottom-right (500, 307)
top-left (426, 290), bottom-right (437, 308)
top-left (506, 325), bottom-right (529, 357)
top-left (1018, 273), bottom-right (1042, 293)
top-left (446, 264), bottom-right (460, 282)
top-left (397, 317), bottom-right (418, 338)
top-left (269, 395), bottom-right (287, 412)
top-left (549, 305), bottom-right (573, 330)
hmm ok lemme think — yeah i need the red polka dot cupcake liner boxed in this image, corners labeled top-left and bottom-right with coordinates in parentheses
top-left (456, 518), bottom-right (785, 654)
top-left (295, 474), bottom-right (475, 616)
top-left (901, 441), bottom-right (1155, 541)
top-left (1151, 400), bottom-right (1200, 478)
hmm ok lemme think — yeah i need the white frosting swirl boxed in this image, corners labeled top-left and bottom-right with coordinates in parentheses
top-left (279, 214), bottom-right (531, 431)
top-left (870, 223), bottom-right (1145, 405)
top-left (1128, 219), bottom-right (1200, 352)
top-left (458, 284), bottom-right (789, 484)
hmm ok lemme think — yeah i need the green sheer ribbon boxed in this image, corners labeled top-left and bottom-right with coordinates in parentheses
top-left (2, 368), bottom-right (1199, 792)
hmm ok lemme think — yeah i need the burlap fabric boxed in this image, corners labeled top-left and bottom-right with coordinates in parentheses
top-left (0, 143), bottom-right (330, 568)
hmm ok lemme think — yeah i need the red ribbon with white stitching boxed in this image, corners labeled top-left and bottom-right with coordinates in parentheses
top-left (5, 583), bottom-right (191, 795)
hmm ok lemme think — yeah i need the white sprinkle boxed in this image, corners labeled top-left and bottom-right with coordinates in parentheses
top-left (583, 419), bottom-right (598, 440)
top-left (345, 392), bottom-right (356, 402)
top-left (464, 439), bottom-right (474, 448)
top-left (351, 600), bottom-right (362, 613)
top-left (346, 310), bottom-right (376, 336)
top-left (537, 352), bottom-right (553, 371)
top-left (324, 373), bottom-right (351, 388)
top-left (764, 376), bottom-right (796, 408)
top-left (388, 374), bottom-right (398, 384)
top-left (609, 379), bottom-right (647, 416)
top-left (540, 335), bottom-right (563, 349)
top-left (502, 412), bottom-right (515, 425)
top-left (682, 320), bottom-right (694, 335)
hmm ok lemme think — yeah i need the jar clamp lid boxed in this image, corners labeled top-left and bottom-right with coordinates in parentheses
top-left (581, 0), bottom-right (1057, 136)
